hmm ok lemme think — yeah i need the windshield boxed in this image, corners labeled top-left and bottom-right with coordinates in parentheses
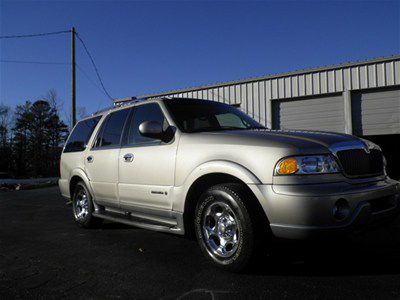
top-left (164, 99), bottom-right (265, 133)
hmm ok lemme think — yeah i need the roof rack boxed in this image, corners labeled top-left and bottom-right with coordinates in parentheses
top-left (113, 96), bottom-right (148, 107)
top-left (92, 96), bottom-right (149, 116)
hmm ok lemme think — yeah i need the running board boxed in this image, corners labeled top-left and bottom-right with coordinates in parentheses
top-left (92, 210), bottom-right (184, 235)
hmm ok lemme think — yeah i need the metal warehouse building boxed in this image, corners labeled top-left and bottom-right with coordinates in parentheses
top-left (140, 55), bottom-right (400, 178)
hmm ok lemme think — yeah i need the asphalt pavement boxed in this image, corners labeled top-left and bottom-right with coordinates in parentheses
top-left (1, 187), bottom-right (400, 299)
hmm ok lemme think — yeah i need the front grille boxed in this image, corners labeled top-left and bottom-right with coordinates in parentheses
top-left (336, 148), bottom-right (384, 177)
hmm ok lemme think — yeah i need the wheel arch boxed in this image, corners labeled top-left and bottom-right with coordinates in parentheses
top-left (69, 168), bottom-right (94, 199)
top-left (183, 172), bottom-right (270, 238)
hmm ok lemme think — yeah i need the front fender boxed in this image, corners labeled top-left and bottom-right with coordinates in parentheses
top-left (172, 160), bottom-right (262, 212)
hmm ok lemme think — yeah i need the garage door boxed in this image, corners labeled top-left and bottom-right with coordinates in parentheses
top-left (352, 88), bottom-right (400, 136)
top-left (272, 94), bottom-right (345, 133)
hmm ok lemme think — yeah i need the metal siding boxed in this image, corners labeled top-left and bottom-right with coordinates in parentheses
top-left (271, 79), bottom-right (278, 99)
top-left (229, 85), bottom-right (236, 104)
top-left (313, 73), bottom-right (320, 94)
top-left (223, 86), bottom-right (230, 104)
top-left (351, 67), bottom-right (359, 90)
top-left (360, 66), bottom-right (368, 89)
top-left (253, 81), bottom-right (260, 122)
top-left (259, 81), bottom-right (267, 126)
top-left (214, 88), bottom-right (219, 102)
top-left (298, 75), bottom-right (306, 97)
top-left (320, 72), bottom-right (327, 94)
top-left (139, 57), bottom-right (399, 137)
top-left (206, 89), bottom-right (211, 100)
top-left (239, 84), bottom-right (246, 113)
top-left (247, 83), bottom-right (253, 117)
top-left (352, 87), bottom-right (400, 136)
top-left (292, 76), bottom-right (299, 97)
top-left (395, 61), bottom-right (400, 85)
top-left (219, 87), bottom-right (224, 102)
top-left (386, 62), bottom-right (395, 86)
top-left (235, 85), bottom-right (241, 105)
top-left (336, 69), bottom-right (343, 91)
top-left (377, 63), bottom-right (385, 87)
top-left (285, 77), bottom-right (291, 98)
top-left (278, 78), bottom-right (285, 98)
top-left (344, 68), bottom-right (352, 90)
top-left (273, 94), bottom-right (345, 133)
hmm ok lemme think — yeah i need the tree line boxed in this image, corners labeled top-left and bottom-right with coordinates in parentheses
top-left (0, 90), bottom-right (70, 178)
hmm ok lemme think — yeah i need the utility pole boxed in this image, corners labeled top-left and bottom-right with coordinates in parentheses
top-left (71, 27), bottom-right (76, 127)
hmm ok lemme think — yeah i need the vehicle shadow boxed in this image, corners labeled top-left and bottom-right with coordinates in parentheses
top-left (250, 224), bottom-right (400, 277)
top-left (99, 221), bottom-right (136, 230)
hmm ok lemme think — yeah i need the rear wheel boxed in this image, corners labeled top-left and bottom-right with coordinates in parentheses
top-left (72, 181), bottom-right (102, 228)
top-left (194, 184), bottom-right (260, 272)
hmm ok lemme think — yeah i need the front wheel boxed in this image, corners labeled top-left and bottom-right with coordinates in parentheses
top-left (72, 181), bottom-right (102, 228)
top-left (194, 184), bottom-right (257, 272)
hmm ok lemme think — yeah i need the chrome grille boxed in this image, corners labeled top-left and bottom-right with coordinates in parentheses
top-left (336, 148), bottom-right (384, 177)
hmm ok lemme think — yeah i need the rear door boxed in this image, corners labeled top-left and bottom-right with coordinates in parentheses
top-left (85, 108), bottom-right (131, 207)
top-left (118, 103), bottom-right (177, 211)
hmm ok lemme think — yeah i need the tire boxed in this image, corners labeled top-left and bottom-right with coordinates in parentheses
top-left (194, 183), bottom-right (260, 272)
top-left (72, 181), bottom-right (103, 228)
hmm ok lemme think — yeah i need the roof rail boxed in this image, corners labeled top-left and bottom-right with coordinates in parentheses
top-left (92, 96), bottom-right (149, 116)
top-left (113, 96), bottom-right (148, 107)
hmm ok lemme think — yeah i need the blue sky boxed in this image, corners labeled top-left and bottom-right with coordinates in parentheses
top-left (1, 0), bottom-right (399, 121)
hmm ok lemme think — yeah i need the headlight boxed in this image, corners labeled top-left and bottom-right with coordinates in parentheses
top-left (275, 155), bottom-right (340, 175)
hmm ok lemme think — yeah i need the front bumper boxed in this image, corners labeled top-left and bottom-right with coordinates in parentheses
top-left (255, 178), bottom-right (400, 239)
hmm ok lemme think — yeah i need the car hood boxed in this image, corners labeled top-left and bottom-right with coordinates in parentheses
top-left (191, 129), bottom-right (369, 154)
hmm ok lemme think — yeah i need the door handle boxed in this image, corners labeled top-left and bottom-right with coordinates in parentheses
top-left (123, 153), bottom-right (134, 162)
top-left (87, 156), bottom-right (94, 163)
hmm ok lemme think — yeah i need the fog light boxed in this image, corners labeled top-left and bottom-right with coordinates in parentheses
top-left (333, 199), bottom-right (350, 221)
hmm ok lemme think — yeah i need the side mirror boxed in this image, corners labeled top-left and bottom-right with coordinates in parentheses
top-left (139, 121), bottom-right (173, 142)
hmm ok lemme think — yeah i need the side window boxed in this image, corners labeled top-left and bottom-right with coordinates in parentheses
top-left (127, 103), bottom-right (167, 145)
top-left (94, 108), bottom-right (130, 148)
top-left (64, 116), bottom-right (101, 152)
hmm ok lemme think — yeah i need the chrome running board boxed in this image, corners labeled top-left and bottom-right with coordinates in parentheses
top-left (92, 209), bottom-right (184, 235)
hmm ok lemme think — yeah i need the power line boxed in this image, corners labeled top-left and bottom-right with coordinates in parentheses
top-left (75, 33), bottom-right (114, 100)
top-left (1, 29), bottom-right (114, 102)
top-left (76, 63), bottom-right (112, 100)
top-left (0, 30), bottom-right (71, 39)
top-left (0, 58), bottom-right (110, 100)
top-left (0, 59), bottom-right (69, 65)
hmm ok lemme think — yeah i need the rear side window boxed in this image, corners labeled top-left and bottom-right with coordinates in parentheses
top-left (64, 116), bottom-right (101, 153)
top-left (94, 108), bottom-right (130, 148)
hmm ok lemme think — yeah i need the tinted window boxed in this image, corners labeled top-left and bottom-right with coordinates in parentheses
top-left (94, 108), bottom-right (130, 148)
top-left (64, 116), bottom-right (101, 152)
top-left (164, 99), bottom-right (264, 133)
top-left (127, 103), bottom-right (167, 145)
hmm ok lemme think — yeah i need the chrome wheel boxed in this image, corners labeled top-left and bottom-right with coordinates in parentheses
top-left (73, 188), bottom-right (89, 221)
top-left (202, 201), bottom-right (240, 258)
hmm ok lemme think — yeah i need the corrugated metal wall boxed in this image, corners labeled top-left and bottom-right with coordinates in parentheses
top-left (143, 56), bottom-right (400, 135)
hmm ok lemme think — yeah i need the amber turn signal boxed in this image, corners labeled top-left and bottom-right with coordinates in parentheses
top-left (277, 158), bottom-right (298, 175)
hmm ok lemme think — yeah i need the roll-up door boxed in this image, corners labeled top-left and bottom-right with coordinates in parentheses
top-left (272, 94), bottom-right (345, 133)
top-left (352, 87), bottom-right (400, 136)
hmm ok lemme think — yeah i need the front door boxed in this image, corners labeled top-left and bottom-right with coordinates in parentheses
top-left (85, 108), bottom-right (130, 207)
top-left (118, 102), bottom-right (177, 211)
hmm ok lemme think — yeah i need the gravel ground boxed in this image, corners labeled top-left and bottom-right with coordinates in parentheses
top-left (1, 187), bottom-right (400, 299)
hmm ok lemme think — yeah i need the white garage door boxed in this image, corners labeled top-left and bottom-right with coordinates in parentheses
top-left (352, 88), bottom-right (400, 136)
top-left (272, 94), bottom-right (345, 133)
